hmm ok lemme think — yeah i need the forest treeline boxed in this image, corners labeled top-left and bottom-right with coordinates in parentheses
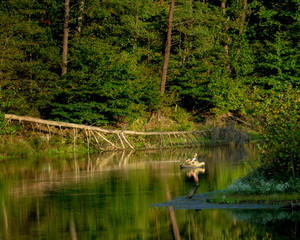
top-left (0, 0), bottom-right (299, 127)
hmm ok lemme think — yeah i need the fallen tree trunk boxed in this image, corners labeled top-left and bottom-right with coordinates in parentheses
top-left (5, 114), bottom-right (211, 136)
top-left (4, 114), bottom-right (248, 150)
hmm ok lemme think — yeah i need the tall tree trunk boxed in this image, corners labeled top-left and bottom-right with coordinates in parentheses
top-left (160, 0), bottom-right (175, 96)
top-left (77, 0), bottom-right (85, 33)
top-left (62, 0), bottom-right (70, 76)
top-left (237, 0), bottom-right (248, 63)
top-left (221, 1), bottom-right (231, 75)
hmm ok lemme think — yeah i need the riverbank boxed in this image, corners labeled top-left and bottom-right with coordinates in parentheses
top-left (0, 113), bottom-right (255, 159)
top-left (153, 164), bottom-right (300, 210)
top-left (152, 191), bottom-right (280, 210)
top-left (153, 190), bottom-right (300, 210)
top-left (0, 134), bottom-right (92, 160)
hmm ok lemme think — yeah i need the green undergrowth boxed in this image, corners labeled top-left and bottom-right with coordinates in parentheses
top-left (0, 134), bottom-right (93, 160)
top-left (0, 110), bottom-right (254, 158)
top-left (209, 165), bottom-right (300, 204)
top-left (247, 131), bottom-right (261, 142)
top-left (224, 171), bottom-right (300, 195)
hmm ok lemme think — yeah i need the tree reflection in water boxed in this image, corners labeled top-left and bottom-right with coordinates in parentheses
top-left (0, 145), bottom-right (299, 239)
top-left (182, 168), bottom-right (205, 199)
top-left (229, 209), bottom-right (300, 239)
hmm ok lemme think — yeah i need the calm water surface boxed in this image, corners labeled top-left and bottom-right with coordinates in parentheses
top-left (0, 144), bottom-right (299, 239)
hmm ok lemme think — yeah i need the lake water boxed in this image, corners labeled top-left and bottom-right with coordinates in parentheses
top-left (0, 144), bottom-right (299, 239)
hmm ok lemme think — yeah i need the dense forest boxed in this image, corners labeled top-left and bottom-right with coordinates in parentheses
top-left (0, 0), bottom-right (299, 127)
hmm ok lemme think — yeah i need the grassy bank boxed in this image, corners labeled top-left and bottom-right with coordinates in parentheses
top-left (209, 165), bottom-right (300, 205)
top-left (0, 134), bottom-right (92, 159)
top-left (0, 112), bottom-right (254, 159)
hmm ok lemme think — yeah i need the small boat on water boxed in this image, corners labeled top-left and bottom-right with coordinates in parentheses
top-left (180, 153), bottom-right (205, 169)
top-left (180, 160), bottom-right (205, 169)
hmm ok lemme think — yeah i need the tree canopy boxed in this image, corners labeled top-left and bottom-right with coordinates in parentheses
top-left (0, 0), bottom-right (299, 126)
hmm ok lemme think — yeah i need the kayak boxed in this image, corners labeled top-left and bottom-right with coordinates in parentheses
top-left (180, 161), bottom-right (205, 169)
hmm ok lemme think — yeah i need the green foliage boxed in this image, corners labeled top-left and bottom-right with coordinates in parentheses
top-left (249, 0), bottom-right (300, 91)
top-left (42, 38), bottom-right (160, 125)
top-left (0, 0), bottom-right (299, 128)
top-left (167, 1), bottom-right (224, 115)
top-left (257, 87), bottom-right (300, 177)
top-left (0, 112), bottom-right (19, 135)
top-left (0, 0), bottom-right (60, 115)
top-left (255, 32), bottom-right (300, 90)
top-left (0, 132), bottom-right (93, 158)
top-left (0, 137), bottom-right (34, 157)
top-left (169, 107), bottom-right (193, 131)
top-left (0, 112), bottom-right (6, 134)
top-left (208, 75), bottom-right (250, 115)
top-left (224, 174), bottom-right (300, 195)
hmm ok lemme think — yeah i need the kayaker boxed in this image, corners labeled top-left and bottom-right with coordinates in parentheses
top-left (192, 153), bottom-right (198, 162)
top-left (186, 153), bottom-right (198, 163)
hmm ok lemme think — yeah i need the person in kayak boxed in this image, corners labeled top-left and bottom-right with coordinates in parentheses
top-left (186, 153), bottom-right (198, 163)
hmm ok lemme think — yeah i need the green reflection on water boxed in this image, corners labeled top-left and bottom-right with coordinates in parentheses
top-left (0, 144), bottom-right (298, 239)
